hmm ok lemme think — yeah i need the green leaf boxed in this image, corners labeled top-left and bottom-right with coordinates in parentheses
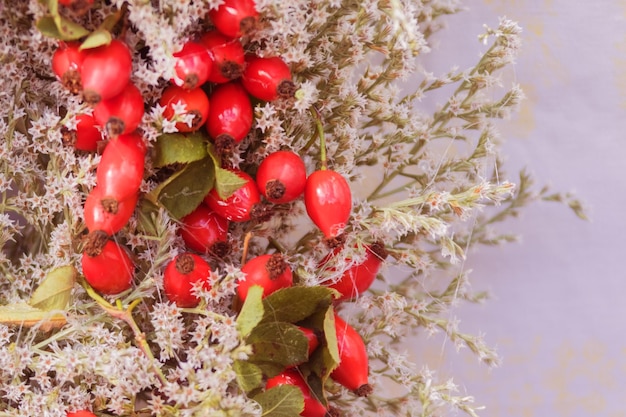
top-left (47, 0), bottom-right (59, 16)
top-left (233, 360), bottom-right (263, 393)
top-left (29, 265), bottom-right (76, 311)
top-left (248, 322), bottom-right (309, 371)
top-left (55, 15), bottom-right (89, 39)
top-left (207, 143), bottom-right (246, 199)
top-left (150, 157), bottom-right (215, 220)
top-left (0, 303), bottom-right (66, 331)
top-left (260, 287), bottom-right (335, 324)
top-left (136, 198), bottom-right (160, 236)
top-left (253, 385), bottom-right (304, 417)
top-left (79, 28), bottom-right (112, 50)
top-left (214, 167), bottom-right (248, 199)
top-left (237, 285), bottom-right (264, 338)
top-left (322, 307), bottom-right (339, 365)
top-left (301, 306), bottom-right (340, 382)
top-left (36, 16), bottom-right (66, 40)
top-left (154, 133), bottom-right (208, 168)
top-left (36, 15), bottom-right (89, 40)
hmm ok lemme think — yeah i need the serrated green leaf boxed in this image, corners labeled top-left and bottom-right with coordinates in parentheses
top-left (300, 306), bottom-right (340, 383)
top-left (253, 385), bottom-right (304, 417)
top-left (150, 157), bottom-right (214, 220)
top-left (0, 303), bottom-right (66, 331)
top-left (260, 287), bottom-right (335, 325)
top-left (237, 285), bottom-right (264, 338)
top-left (79, 28), bottom-right (112, 50)
top-left (207, 142), bottom-right (246, 199)
top-left (248, 322), bottom-right (309, 370)
top-left (322, 307), bottom-right (339, 365)
top-left (29, 265), bottom-right (76, 311)
top-left (214, 167), bottom-right (248, 200)
top-left (206, 142), bottom-right (221, 166)
top-left (154, 133), bottom-right (208, 168)
top-left (233, 360), bottom-right (263, 393)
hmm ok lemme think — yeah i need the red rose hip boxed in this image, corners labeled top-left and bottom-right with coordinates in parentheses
top-left (62, 113), bottom-right (102, 152)
top-left (83, 187), bottom-right (138, 235)
top-left (163, 253), bottom-right (211, 307)
top-left (82, 232), bottom-right (134, 295)
top-left (331, 314), bottom-right (372, 396)
top-left (52, 41), bottom-right (84, 94)
top-left (81, 39), bottom-right (133, 104)
top-left (325, 242), bottom-right (388, 301)
top-left (204, 170), bottom-right (261, 222)
top-left (242, 55), bottom-right (296, 101)
top-left (67, 411), bottom-right (97, 417)
top-left (96, 132), bottom-right (146, 201)
top-left (237, 253), bottom-right (293, 301)
top-left (172, 41), bottom-right (213, 90)
top-left (199, 31), bottom-right (245, 84)
top-left (208, 0), bottom-right (259, 39)
top-left (266, 369), bottom-right (328, 417)
top-left (256, 150), bottom-right (306, 204)
top-left (304, 169), bottom-right (352, 239)
top-left (207, 82), bottom-right (253, 156)
top-left (160, 85), bottom-right (210, 133)
top-left (180, 203), bottom-right (230, 256)
top-left (93, 82), bottom-right (145, 137)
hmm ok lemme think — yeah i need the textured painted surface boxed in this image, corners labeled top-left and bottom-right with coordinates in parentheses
top-left (414, 1), bottom-right (626, 416)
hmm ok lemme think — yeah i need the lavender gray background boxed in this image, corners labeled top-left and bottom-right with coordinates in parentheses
top-left (408, 1), bottom-right (626, 416)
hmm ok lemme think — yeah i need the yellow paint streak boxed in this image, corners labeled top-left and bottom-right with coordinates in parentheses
top-left (479, 0), bottom-right (571, 138)
top-left (613, 37), bottom-right (626, 108)
top-left (545, 340), bottom-right (616, 415)
top-left (500, 82), bottom-right (536, 139)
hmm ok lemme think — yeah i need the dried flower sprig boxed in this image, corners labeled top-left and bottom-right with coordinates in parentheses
top-left (0, 0), bottom-right (585, 416)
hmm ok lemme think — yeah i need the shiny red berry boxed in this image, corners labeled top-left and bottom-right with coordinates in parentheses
top-left (172, 41), bottom-right (213, 90)
top-left (207, 82), bottom-right (253, 155)
top-left (256, 151), bottom-right (306, 204)
top-left (96, 132), bottom-right (146, 201)
top-left (242, 55), bottom-right (296, 101)
top-left (62, 113), bottom-right (102, 152)
top-left (67, 411), bottom-right (97, 417)
top-left (84, 187), bottom-right (138, 235)
top-left (180, 203), bottom-right (230, 256)
top-left (52, 41), bottom-right (84, 94)
top-left (204, 170), bottom-right (261, 222)
top-left (58, 0), bottom-right (94, 13)
top-left (298, 326), bottom-right (319, 357)
top-left (266, 369), bottom-right (328, 417)
top-left (81, 40), bottom-right (133, 105)
top-left (237, 253), bottom-right (292, 301)
top-left (82, 232), bottom-right (134, 295)
top-left (324, 242), bottom-right (388, 301)
top-left (93, 82), bottom-right (144, 137)
top-left (163, 253), bottom-right (211, 307)
top-left (208, 0), bottom-right (259, 38)
top-left (199, 31), bottom-right (245, 84)
top-left (331, 314), bottom-right (372, 396)
top-left (160, 85), bottom-right (210, 133)
top-left (304, 170), bottom-right (352, 239)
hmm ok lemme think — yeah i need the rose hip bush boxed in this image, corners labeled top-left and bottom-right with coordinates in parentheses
top-left (0, 0), bottom-right (586, 416)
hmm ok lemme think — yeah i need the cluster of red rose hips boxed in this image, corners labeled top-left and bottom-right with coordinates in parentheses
top-left (52, 1), bottom-right (388, 415)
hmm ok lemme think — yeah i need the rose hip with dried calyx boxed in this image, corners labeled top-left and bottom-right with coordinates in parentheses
top-left (199, 30), bottom-right (246, 84)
